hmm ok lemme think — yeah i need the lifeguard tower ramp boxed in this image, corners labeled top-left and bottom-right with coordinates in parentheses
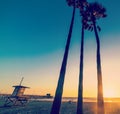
top-left (4, 77), bottom-right (30, 107)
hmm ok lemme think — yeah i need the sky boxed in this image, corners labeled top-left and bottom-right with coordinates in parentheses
top-left (0, 0), bottom-right (120, 98)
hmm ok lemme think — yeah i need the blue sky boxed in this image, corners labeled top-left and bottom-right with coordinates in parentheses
top-left (0, 0), bottom-right (120, 97)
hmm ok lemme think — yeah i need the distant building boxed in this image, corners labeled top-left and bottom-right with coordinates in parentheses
top-left (46, 93), bottom-right (52, 98)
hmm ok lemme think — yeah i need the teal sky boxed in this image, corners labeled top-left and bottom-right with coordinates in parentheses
top-left (0, 0), bottom-right (120, 97)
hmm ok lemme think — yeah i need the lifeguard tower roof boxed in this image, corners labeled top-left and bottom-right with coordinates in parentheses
top-left (13, 85), bottom-right (30, 88)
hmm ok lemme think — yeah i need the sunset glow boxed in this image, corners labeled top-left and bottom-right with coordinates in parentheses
top-left (104, 89), bottom-right (116, 98)
top-left (0, 0), bottom-right (120, 99)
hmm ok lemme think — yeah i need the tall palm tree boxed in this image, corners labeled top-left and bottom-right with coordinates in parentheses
top-left (77, 19), bottom-right (84, 114)
top-left (50, 0), bottom-right (76, 114)
top-left (85, 2), bottom-right (107, 114)
top-left (76, 0), bottom-right (88, 114)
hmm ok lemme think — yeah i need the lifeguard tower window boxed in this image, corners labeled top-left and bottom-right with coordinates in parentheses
top-left (12, 86), bottom-right (26, 97)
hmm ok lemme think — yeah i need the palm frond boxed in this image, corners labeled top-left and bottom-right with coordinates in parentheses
top-left (97, 25), bottom-right (101, 32)
top-left (76, 0), bottom-right (88, 10)
top-left (66, 0), bottom-right (75, 7)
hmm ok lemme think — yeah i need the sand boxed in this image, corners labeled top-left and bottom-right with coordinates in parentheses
top-left (1, 99), bottom-right (120, 114)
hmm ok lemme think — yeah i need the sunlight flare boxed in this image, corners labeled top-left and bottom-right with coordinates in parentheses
top-left (104, 89), bottom-right (116, 98)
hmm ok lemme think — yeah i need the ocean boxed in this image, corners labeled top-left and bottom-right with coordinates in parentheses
top-left (34, 97), bottom-right (120, 103)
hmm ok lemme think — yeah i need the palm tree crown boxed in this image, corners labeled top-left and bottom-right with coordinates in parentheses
top-left (84, 2), bottom-right (107, 31)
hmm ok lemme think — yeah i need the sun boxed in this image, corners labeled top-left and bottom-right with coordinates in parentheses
top-left (104, 89), bottom-right (116, 98)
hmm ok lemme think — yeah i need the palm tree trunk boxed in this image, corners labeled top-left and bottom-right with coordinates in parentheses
top-left (77, 23), bottom-right (84, 114)
top-left (50, 5), bottom-right (76, 114)
top-left (93, 20), bottom-right (105, 114)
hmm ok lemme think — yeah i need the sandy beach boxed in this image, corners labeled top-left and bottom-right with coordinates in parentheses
top-left (1, 98), bottom-right (120, 114)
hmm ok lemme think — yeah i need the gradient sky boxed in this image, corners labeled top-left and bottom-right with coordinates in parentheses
top-left (0, 0), bottom-right (120, 97)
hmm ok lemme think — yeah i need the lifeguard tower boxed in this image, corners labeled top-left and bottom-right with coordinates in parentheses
top-left (4, 77), bottom-right (30, 107)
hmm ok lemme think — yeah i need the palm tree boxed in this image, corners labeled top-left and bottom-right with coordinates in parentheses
top-left (76, 0), bottom-right (89, 114)
top-left (85, 2), bottom-right (107, 114)
top-left (50, 0), bottom-right (76, 114)
top-left (77, 19), bottom-right (84, 114)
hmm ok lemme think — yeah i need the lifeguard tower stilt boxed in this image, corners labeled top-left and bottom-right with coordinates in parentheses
top-left (4, 77), bottom-right (30, 107)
